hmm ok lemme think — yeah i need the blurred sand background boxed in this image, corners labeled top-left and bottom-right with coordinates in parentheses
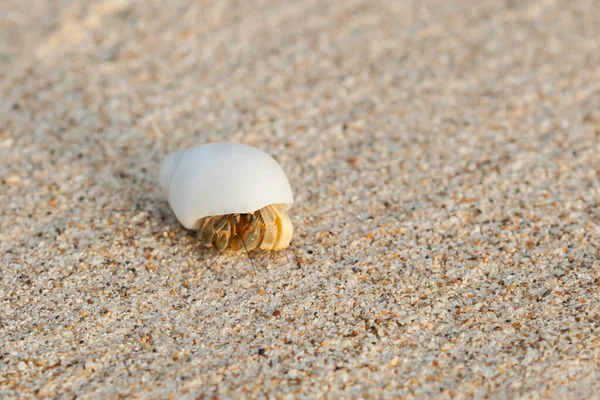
top-left (1, 0), bottom-right (599, 398)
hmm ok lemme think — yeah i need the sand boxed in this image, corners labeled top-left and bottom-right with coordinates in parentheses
top-left (1, 0), bottom-right (599, 398)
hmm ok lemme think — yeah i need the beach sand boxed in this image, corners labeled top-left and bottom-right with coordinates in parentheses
top-left (1, 0), bottom-right (599, 398)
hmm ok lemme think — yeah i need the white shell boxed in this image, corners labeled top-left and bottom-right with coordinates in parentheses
top-left (160, 142), bottom-right (294, 230)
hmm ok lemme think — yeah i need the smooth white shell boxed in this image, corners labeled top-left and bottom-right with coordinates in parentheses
top-left (160, 142), bottom-right (294, 230)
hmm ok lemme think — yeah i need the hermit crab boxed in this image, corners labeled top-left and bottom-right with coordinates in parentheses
top-left (159, 142), bottom-right (294, 252)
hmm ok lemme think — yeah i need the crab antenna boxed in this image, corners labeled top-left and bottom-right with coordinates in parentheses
top-left (206, 245), bottom-right (226, 270)
top-left (240, 235), bottom-right (257, 280)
